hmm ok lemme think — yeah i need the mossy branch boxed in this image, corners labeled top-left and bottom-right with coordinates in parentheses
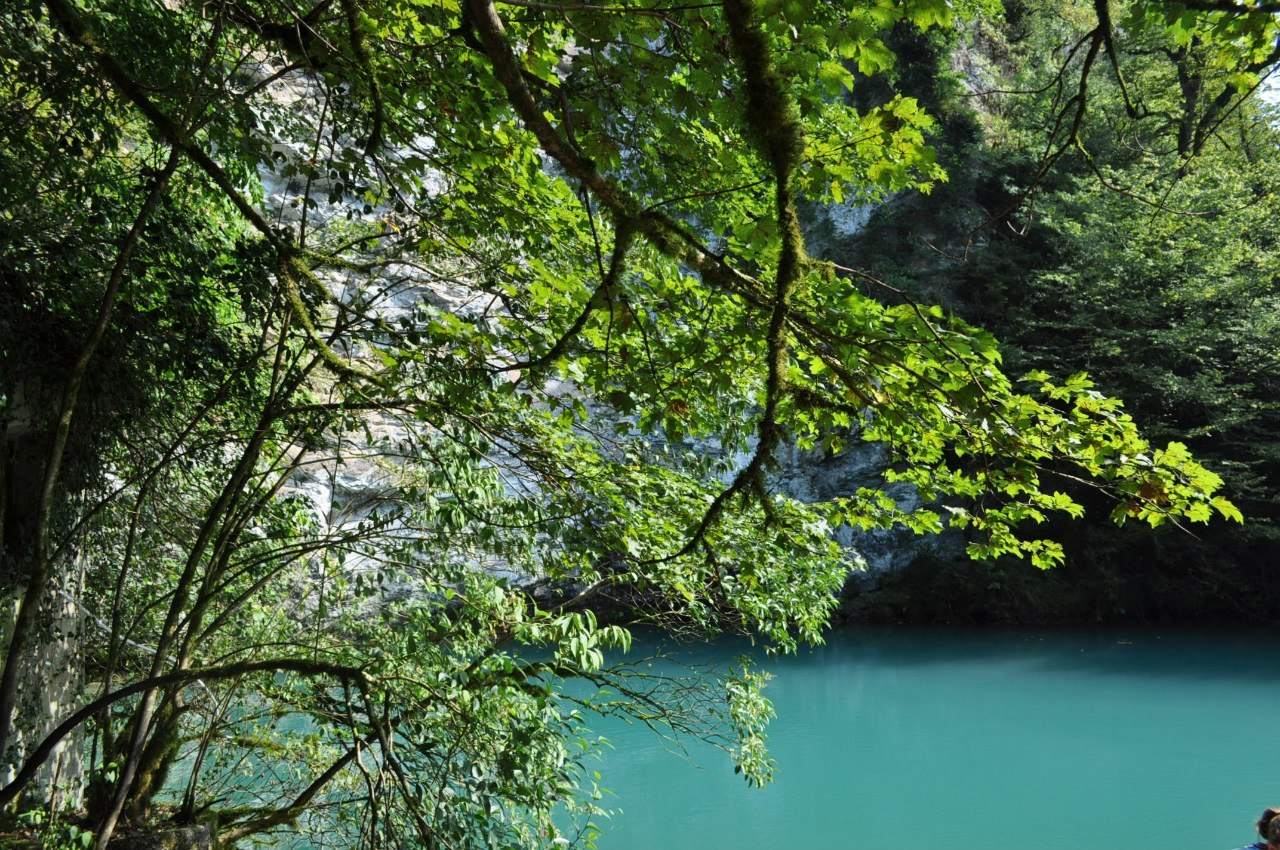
top-left (466, 0), bottom-right (812, 561)
top-left (42, 0), bottom-right (284, 251)
top-left (276, 252), bottom-right (386, 385)
top-left (41, 0), bottom-right (396, 390)
top-left (462, 0), bottom-right (771, 310)
top-left (654, 0), bottom-right (811, 558)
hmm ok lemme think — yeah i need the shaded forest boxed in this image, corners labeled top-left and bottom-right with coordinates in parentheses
top-left (837, 5), bottom-right (1280, 623)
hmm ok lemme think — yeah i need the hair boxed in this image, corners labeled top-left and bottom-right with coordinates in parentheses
top-left (1267, 815), bottom-right (1280, 848)
top-left (1258, 807), bottom-right (1280, 839)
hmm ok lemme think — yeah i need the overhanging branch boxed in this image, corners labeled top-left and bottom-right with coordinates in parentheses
top-left (0, 658), bottom-right (369, 810)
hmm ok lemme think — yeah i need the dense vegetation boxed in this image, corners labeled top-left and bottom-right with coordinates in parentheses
top-left (0, 0), bottom-right (1274, 846)
top-left (841, 2), bottom-right (1280, 623)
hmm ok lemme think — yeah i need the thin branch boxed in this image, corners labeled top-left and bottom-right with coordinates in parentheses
top-left (496, 0), bottom-right (717, 16)
top-left (0, 658), bottom-right (368, 810)
top-left (507, 218), bottom-right (636, 377)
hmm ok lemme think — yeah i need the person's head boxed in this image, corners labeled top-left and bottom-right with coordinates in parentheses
top-left (1267, 814), bottom-right (1280, 850)
top-left (1265, 815), bottom-right (1280, 849)
top-left (1258, 807), bottom-right (1280, 841)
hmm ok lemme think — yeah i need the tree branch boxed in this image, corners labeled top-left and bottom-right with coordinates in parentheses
top-left (0, 658), bottom-right (368, 810)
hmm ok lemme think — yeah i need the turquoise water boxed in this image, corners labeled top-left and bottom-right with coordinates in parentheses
top-left (586, 628), bottom-right (1279, 850)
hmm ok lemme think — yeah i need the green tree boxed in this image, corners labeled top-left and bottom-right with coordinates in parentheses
top-left (0, 0), bottom-right (1252, 846)
top-left (974, 5), bottom-right (1280, 616)
top-left (841, 0), bottom-right (1280, 620)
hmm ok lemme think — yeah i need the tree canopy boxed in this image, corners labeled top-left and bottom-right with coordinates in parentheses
top-left (0, 0), bottom-right (1266, 846)
top-left (833, 0), bottom-right (1280, 619)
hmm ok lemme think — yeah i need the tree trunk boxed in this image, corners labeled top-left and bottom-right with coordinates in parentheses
top-left (1174, 44), bottom-right (1202, 157)
top-left (1, 420), bottom-right (85, 810)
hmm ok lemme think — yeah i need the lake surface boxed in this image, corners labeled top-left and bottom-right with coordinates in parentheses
top-left (585, 628), bottom-right (1278, 850)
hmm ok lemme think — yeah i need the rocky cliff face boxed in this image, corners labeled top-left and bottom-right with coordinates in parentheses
top-left (245, 53), bottom-right (959, 611)
top-left (264, 205), bottom-right (956, 608)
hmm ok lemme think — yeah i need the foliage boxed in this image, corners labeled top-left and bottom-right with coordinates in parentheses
top-left (838, 0), bottom-right (1280, 621)
top-left (0, 0), bottom-right (1259, 846)
top-left (1001, 156), bottom-right (1280, 513)
top-left (975, 1), bottom-right (1280, 528)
